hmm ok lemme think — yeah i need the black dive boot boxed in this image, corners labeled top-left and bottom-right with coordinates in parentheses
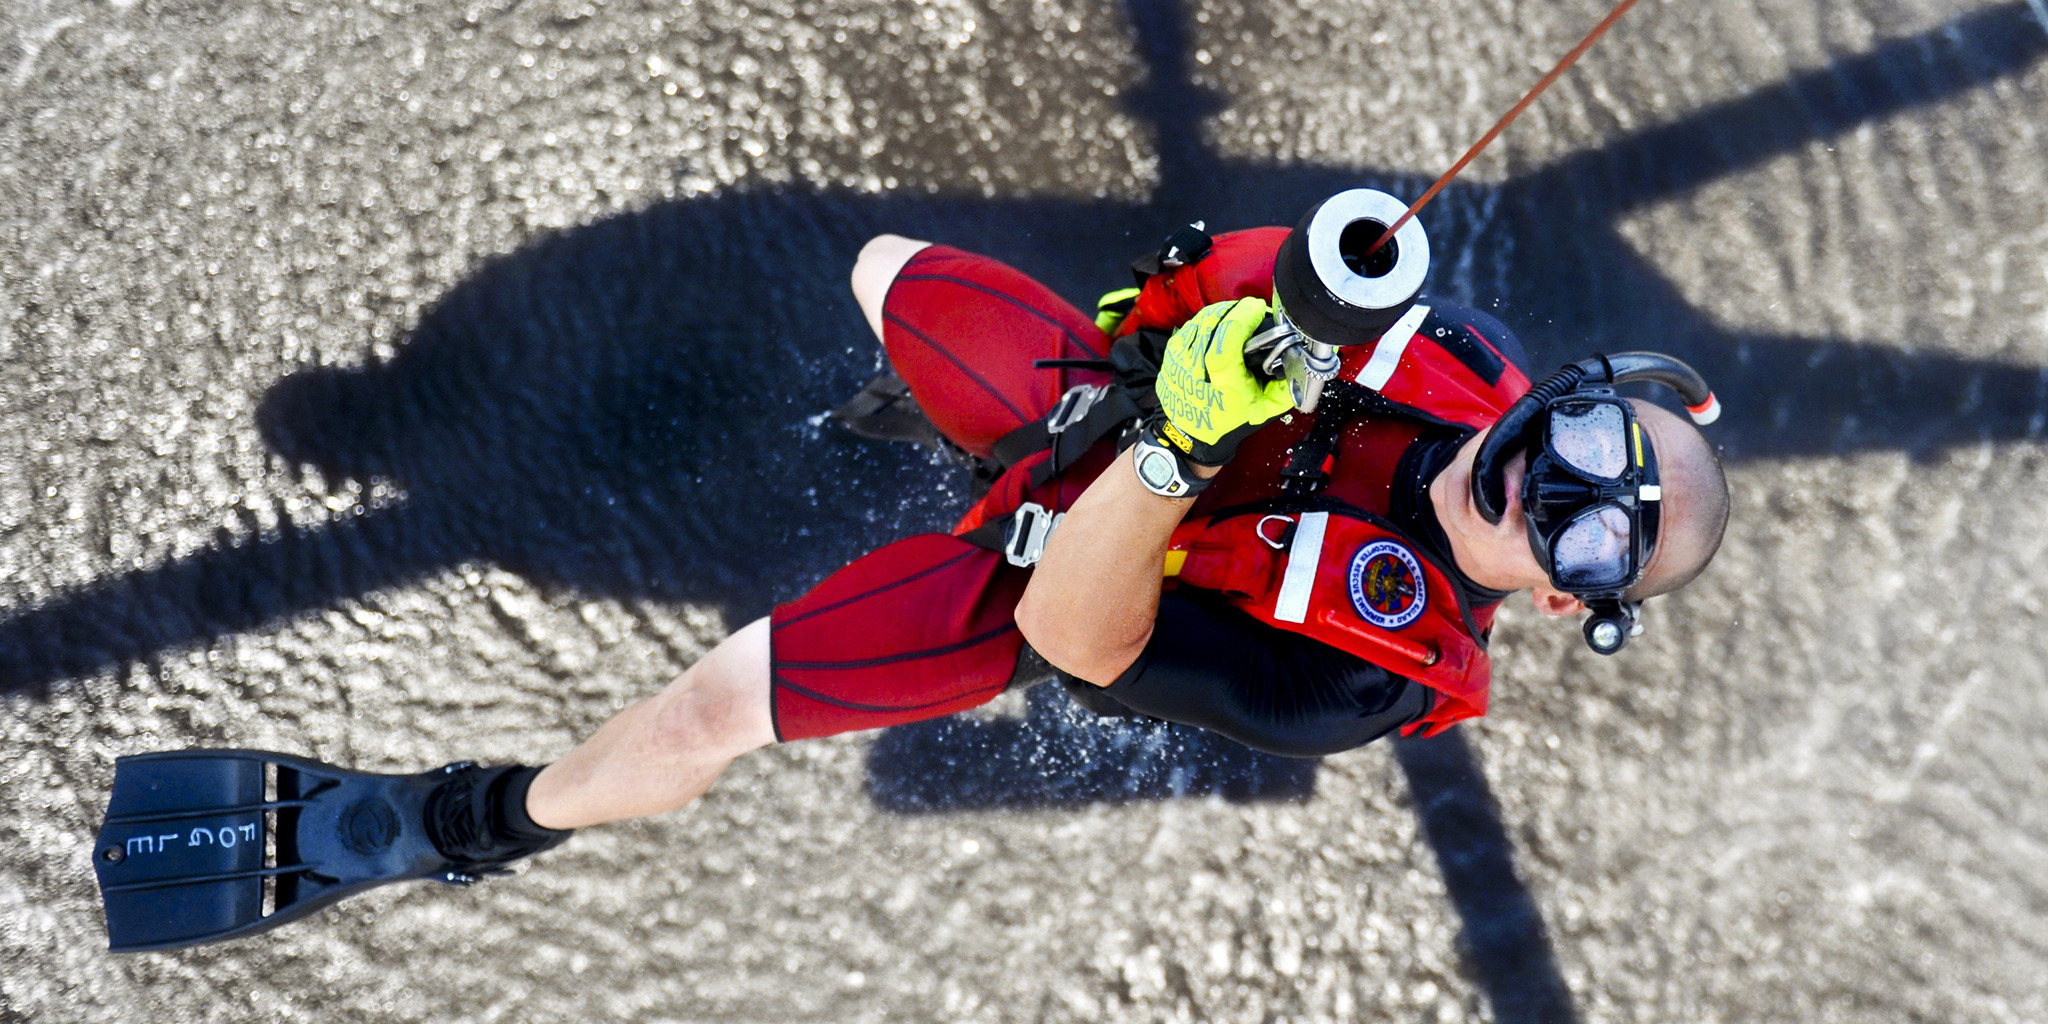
top-left (422, 762), bottom-right (573, 881)
top-left (92, 749), bottom-right (572, 951)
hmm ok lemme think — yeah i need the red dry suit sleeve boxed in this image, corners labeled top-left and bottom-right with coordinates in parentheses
top-left (1118, 227), bottom-right (1291, 338)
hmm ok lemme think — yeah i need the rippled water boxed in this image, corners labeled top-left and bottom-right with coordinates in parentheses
top-left (3, 1), bottom-right (2046, 1021)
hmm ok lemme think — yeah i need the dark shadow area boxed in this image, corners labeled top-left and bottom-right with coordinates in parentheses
top-left (1395, 729), bottom-right (1580, 1024)
top-left (866, 683), bottom-right (1317, 811)
top-left (1117, 0), bottom-right (1230, 217)
top-left (4, 2), bottom-right (2044, 1017)
top-left (1545, 2), bottom-right (2048, 214)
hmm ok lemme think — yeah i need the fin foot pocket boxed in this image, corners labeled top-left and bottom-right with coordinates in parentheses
top-left (829, 370), bottom-right (946, 447)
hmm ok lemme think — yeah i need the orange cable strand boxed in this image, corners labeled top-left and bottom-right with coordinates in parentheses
top-left (1363, 0), bottom-right (1648, 258)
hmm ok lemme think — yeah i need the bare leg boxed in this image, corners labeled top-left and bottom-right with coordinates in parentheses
top-left (523, 616), bottom-right (776, 830)
top-left (524, 236), bottom-right (932, 832)
top-left (850, 234), bottom-right (931, 341)
top-left (522, 237), bottom-right (944, 832)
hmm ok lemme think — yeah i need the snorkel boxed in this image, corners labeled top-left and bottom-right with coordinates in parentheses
top-left (1471, 352), bottom-right (1721, 654)
top-left (1248, 188), bottom-right (1431, 412)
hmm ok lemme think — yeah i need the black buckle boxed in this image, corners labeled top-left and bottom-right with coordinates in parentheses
top-left (1157, 221), bottom-right (1213, 268)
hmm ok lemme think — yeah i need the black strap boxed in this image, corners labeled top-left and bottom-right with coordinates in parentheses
top-left (1128, 222), bottom-right (1214, 284)
top-left (965, 385), bottom-right (1145, 558)
top-left (987, 384), bottom-right (1144, 476)
top-left (1278, 384), bottom-right (1371, 496)
top-left (960, 514), bottom-right (1014, 554)
top-left (988, 420), bottom-right (1055, 471)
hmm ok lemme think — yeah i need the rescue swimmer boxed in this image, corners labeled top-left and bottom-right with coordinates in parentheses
top-left (89, 190), bottom-right (1731, 951)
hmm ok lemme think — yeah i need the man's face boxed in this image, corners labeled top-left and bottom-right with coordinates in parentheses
top-left (1429, 399), bottom-right (1686, 616)
top-left (1429, 430), bottom-right (1550, 594)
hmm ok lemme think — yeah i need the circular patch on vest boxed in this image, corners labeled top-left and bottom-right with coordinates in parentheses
top-left (1348, 540), bottom-right (1426, 630)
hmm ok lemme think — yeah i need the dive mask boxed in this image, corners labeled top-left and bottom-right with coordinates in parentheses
top-left (1470, 352), bottom-right (1719, 655)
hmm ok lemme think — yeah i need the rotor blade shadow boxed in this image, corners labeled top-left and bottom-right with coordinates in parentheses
top-left (1489, 195), bottom-right (2048, 463)
top-left (1119, 0), bottom-right (1231, 213)
top-left (1535, 1), bottom-right (2048, 214)
top-left (0, 503), bottom-right (455, 697)
top-left (1658, 332), bottom-right (2048, 461)
top-left (1394, 729), bottom-right (1580, 1024)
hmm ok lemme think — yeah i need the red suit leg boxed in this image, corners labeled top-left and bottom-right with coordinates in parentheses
top-left (872, 243), bottom-right (1106, 458)
top-left (768, 241), bottom-right (1110, 741)
top-left (770, 534), bottom-right (1025, 741)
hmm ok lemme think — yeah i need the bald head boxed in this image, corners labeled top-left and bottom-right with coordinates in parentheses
top-left (1630, 400), bottom-right (1729, 600)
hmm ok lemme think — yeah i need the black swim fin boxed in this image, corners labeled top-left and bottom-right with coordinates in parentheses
top-left (91, 749), bottom-right (558, 952)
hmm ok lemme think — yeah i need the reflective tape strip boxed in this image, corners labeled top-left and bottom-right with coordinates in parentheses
top-left (1355, 304), bottom-right (1431, 391)
top-left (1274, 511), bottom-right (1329, 624)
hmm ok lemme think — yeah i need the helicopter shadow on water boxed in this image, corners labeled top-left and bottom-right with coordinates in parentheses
top-left (1, 1), bottom-right (2042, 1020)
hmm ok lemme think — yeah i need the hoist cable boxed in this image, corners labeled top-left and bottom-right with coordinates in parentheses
top-left (1363, 0), bottom-right (1648, 259)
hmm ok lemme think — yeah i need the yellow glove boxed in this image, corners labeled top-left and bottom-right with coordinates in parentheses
top-left (1094, 287), bottom-right (1140, 335)
top-left (1151, 297), bottom-right (1295, 466)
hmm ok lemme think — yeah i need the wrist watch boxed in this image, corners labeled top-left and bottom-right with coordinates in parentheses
top-left (1131, 433), bottom-right (1210, 498)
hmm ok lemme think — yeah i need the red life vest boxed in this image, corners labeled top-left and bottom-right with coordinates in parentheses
top-left (955, 228), bottom-right (1531, 736)
top-left (1142, 229), bottom-right (1532, 735)
top-left (1164, 412), bottom-right (1508, 737)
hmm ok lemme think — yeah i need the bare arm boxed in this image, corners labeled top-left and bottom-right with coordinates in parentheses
top-left (1014, 447), bottom-right (1217, 684)
top-left (1023, 295), bottom-right (1284, 683)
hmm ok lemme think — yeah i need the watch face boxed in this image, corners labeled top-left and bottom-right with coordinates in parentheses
top-left (1138, 449), bottom-right (1178, 490)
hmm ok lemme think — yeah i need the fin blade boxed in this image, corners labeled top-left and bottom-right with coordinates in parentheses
top-left (94, 752), bottom-right (267, 952)
top-left (92, 749), bottom-right (467, 952)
